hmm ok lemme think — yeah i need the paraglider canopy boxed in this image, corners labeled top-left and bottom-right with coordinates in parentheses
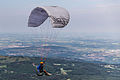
top-left (28, 6), bottom-right (70, 28)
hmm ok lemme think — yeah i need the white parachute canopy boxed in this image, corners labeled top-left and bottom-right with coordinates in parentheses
top-left (28, 6), bottom-right (70, 28)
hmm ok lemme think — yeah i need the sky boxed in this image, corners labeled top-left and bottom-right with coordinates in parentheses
top-left (0, 0), bottom-right (120, 35)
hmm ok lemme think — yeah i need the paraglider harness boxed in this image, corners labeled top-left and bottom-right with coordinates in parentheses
top-left (36, 61), bottom-right (45, 76)
top-left (33, 60), bottom-right (51, 76)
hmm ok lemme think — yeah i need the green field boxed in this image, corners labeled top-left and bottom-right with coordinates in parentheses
top-left (0, 56), bottom-right (120, 80)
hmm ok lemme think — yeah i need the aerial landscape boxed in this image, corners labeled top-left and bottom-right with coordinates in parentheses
top-left (0, 0), bottom-right (120, 80)
top-left (0, 34), bottom-right (120, 80)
